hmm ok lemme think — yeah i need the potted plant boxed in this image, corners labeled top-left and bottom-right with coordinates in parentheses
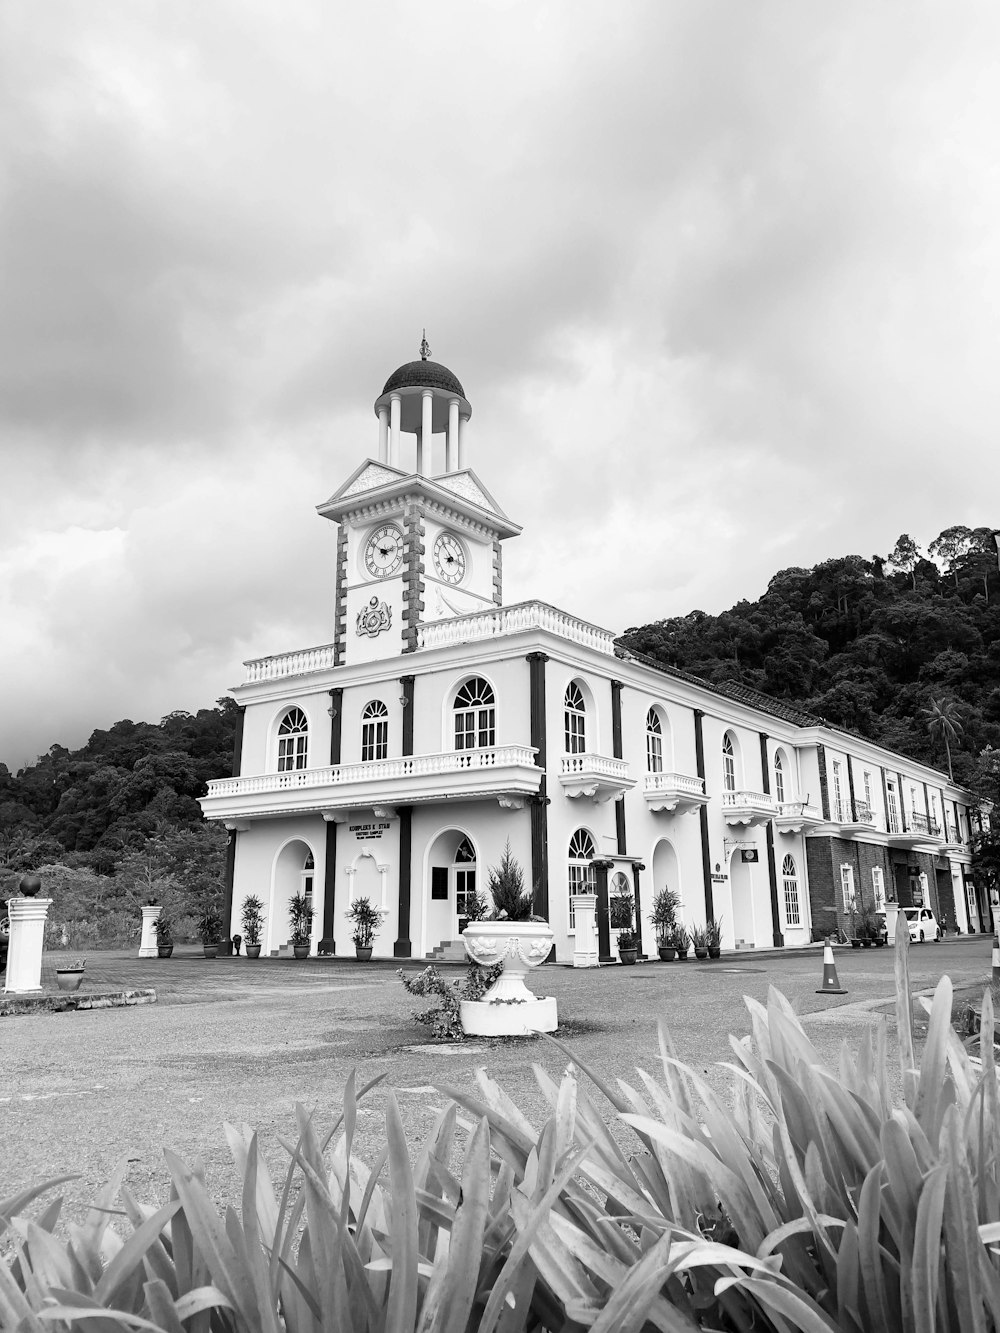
top-left (706, 916), bottom-right (723, 960)
top-left (610, 890), bottom-right (639, 965)
top-left (460, 840), bottom-right (557, 1035)
top-left (344, 895), bottom-right (386, 960)
top-left (691, 924), bottom-right (710, 960)
top-left (650, 887), bottom-right (680, 961)
top-left (154, 913), bottom-right (174, 958)
top-left (199, 906), bottom-right (223, 959)
top-left (672, 925), bottom-right (691, 960)
top-left (54, 958), bottom-right (86, 992)
top-left (241, 894), bottom-right (265, 959)
top-left (288, 892), bottom-right (314, 959)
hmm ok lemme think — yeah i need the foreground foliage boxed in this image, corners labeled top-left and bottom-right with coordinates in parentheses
top-left (6, 930), bottom-right (1000, 1330)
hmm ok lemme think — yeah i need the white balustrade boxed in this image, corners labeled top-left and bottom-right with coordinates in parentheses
top-left (243, 644), bottom-right (337, 684)
top-left (722, 790), bottom-right (776, 816)
top-left (416, 601), bottom-right (617, 655)
top-left (560, 753), bottom-right (630, 780)
top-left (205, 746), bottom-right (539, 799)
top-left (644, 771), bottom-right (705, 796)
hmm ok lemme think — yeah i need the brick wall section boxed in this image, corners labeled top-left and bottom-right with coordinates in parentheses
top-left (805, 836), bottom-right (896, 940)
top-left (492, 538), bottom-right (503, 605)
top-left (333, 525), bottom-right (349, 666)
top-left (401, 503), bottom-right (424, 653)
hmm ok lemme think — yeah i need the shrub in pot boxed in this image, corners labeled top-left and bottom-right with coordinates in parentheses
top-left (610, 891), bottom-right (639, 964)
top-left (650, 886), bottom-right (680, 960)
top-left (345, 895), bottom-right (386, 959)
top-left (288, 891), bottom-right (314, 958)
top-left (671, 924), bottom-right (691, 959)
top-left (199, 906), bottom-right (223, 959)
top-left (691, 923), bottom-right (710, 959)
top-left (706, 915), bottom-right (723, 959)
top-left (154, 913), bottom-right (174, 958)
top-left (241, 894), bottom-right (265, 959)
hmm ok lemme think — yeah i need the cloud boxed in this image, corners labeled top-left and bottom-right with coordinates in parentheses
top-left (1, 0), bottom-right (999, 766)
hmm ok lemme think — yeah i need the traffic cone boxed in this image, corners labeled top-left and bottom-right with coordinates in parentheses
top-left (992, 933), bottom-right (1000, 985)
top-left (816, 939), bottom-right (847, 995)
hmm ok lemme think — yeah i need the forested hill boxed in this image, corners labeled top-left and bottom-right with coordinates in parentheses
top-left (617, 526), bottom-right (1000, 786)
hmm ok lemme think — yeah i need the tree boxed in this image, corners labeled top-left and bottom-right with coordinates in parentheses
top-left (920, 697), bottom-right (963, 781)
top-left (886, 534), bottom-right (922, 591)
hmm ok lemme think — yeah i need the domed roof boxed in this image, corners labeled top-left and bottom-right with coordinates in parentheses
top-left (382, 359), bottom-right (465, 398)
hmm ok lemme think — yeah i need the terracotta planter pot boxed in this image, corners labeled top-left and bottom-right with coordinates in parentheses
top-left (355, 946), bottom-right (373, 961)
top-left (694, 946), bottom-right (709, 960)
top-left (203, 943), bottom-right (219, 959)
top-left (708, 946), bottom-right (721, 959)
top-left (157, 945), bottom-right (173, 958)
top-left (674, 948), bottom-right (689, 960)
top-left (618, 948), bottom-right (638, 966)
top-left (293, 944), bottom-right (310, 959)
top-left (55, 970), bottom-right (84, 992)
top-left (657, 946), bottom-right (676, 961)
top-left (246, 944), bottom-right (261, 959)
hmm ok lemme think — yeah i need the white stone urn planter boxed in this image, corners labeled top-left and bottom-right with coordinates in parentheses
top-left (460, 920), bottom-right (558, 1035)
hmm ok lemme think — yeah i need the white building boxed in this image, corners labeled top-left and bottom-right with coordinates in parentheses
top-left (200, 347), bottom-right (985, 959)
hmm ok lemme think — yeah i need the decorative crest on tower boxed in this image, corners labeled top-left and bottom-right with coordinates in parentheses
top-left (419, 329), bottom-right (431, 361)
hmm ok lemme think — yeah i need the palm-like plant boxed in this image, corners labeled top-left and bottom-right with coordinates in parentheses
top-left (921, 696), bottom-right (963, 780)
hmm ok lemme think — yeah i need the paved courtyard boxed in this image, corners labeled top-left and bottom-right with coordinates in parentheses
top-left (2, 939), bottom-right (993, 1220)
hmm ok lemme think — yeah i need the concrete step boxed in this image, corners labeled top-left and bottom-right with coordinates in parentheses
top-left (428, 940), bottom-right (468, 963)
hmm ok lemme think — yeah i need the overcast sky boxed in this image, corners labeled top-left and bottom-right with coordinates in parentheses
top-left (2, 2), bottom-right (999, 771)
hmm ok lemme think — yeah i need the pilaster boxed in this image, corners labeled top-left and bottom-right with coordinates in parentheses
top-left (333, 524), bottom-right (349, 666)
top-left (400, 504), bottom-right (425, 654)
top-left (492, 538), bottom-right (503, 605)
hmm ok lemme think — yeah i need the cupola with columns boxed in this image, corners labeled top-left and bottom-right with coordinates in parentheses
top-left (318, 337), bottom-right (520, 668)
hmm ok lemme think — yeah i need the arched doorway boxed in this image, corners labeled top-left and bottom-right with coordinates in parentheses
top-left (730, 852), bottom-right (756, 950)
top-left (423, 828), bottom-right (479, 954)
top-left (650, 838), bottom-right (681, 944)
top-left (270, 839), bottom-right (316, 955)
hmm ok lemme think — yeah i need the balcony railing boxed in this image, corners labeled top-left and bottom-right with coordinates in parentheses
top-left (243, 644), bottom-right (337, 684)
top-left (908, 811), bottom-right (941, 837)
top-left (773, 800), bottom-right (825, 833)
top-left (558, 753), bottom-right (635, 803)
top-left (643, 771), bottom-right (708, 814)
top-left (416, 600), bottom-right (617, 655)
top-left (832, 800), bottom-right (876, 827)
top-left (722, 790), bottom-right (776, 827)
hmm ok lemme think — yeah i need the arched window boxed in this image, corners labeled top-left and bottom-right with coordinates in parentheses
top-left (454, 678), bottom-right (495, 750)
top-left (454, 836), bottom-right (477, 919)
top-left (564, 683), bottom-right (586, 754)
top-left (567, 828), bottom-right (596, 928)
top-left (277, 708), bottom-right (309, 772)
top-left (361, 700), bottom-right (389, 762)
top-left (773, 752), bottom-right (785, 804)
top-left (646, 709), bottom-right (663, 773)
top-left (781, 854), bottom-right (800, 927)
top-left (722, 733), bottom-right (736, 792)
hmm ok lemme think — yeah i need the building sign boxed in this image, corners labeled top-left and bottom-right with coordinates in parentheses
top-left (710, 872), bottom-right (728, 883)
top-left (349, 822), bottom-right (390, 841)
top-left (741, 849), bottom-right (759, 863)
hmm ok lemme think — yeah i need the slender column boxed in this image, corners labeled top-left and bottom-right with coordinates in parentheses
top-left (694, 710), bottom-right (714, 921)
top-left (527, 653), bottom-right (549, 920)
top-left (378, 406), bottom-right (389, 462)
top-left (420, 390), bottom-right (433, 475)
top-left (847, 759), bottom-right (858, 821)
top-left (400, 675), bottom-right (415, 755)
top-left (631, 859), bottom-right (646, 958)
top-left (394, 805), bottom-right (413, 957)
top-left (817, 744), bottom-right (831, 820)
top-left (447, 397), bottom-right (459, 471)
top-left (329, 688), bottom-right (343, 765)
top-left (389, 393), bottom-right (401, 466)
top-left (458, 414), bottom-right (467, 469)
top-left (592, 859), bottom-right (614, 962)
top-left (611, 680), bottom-right (627, 856)
top-left (897, 772), bottom-right (907, 830)
top-left (759, 732), bottom-right (783, 947)
top-left (323, 819), bottom-right (337, 953)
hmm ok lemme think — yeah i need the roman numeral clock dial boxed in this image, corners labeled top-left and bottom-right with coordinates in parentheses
top-left (433, 532), bottom-right (466, 584)
top-left (364, 523), bottom-right (404, 578)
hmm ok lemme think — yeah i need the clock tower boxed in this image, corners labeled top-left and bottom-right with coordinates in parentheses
top-left (318, 339), bottom-right (521, 667)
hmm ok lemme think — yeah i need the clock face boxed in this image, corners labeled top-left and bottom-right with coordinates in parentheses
top-left (364, 523), bottom-right (404, 579)
top-left (433, 531), bottom-right (466, 584)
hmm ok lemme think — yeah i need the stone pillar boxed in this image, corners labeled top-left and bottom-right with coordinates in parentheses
top-left (378, 406), bottom-right (389, 462)
top-left (458, 414), bottom-right (467, 469)
top-left (572, 894), bottom-right (599, 967)
top-left (4, 897), bottom-right (52, 994)
top-left (447, 397), bottom-right (459, 471)
top-left (138, 905), bottom-right (162, 958)
top-left (389, 393), bottom-right (402, 466)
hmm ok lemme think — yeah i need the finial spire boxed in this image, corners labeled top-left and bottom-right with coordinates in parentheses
top-left (419, 329), bottom-right (431, 361)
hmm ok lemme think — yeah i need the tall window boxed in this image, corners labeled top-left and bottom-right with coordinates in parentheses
top-left (871, 866), bottom-right (885, 910)
top-left (722, 734), bottom-right (736, 791)
top-left (863, 771), bottom-right (873, 807)
top-left (302, 852), bottom-right (314, 912)
top-left (841, 865), bottom-right (856, 911)
top-left (773, 752), bottom-right (786, 804)
top-left (277, 708), bottom-right (309, 772)
top-left (886, 780), bottom-right (900, 833)
top-left (361, 700), bottom-right (389, 762)
top-left (455, 836), bottom-right (477, 918)
top-left (832, 761), bottom-right (844, 820)
top-left (781, 855), bottom-right (800, 927)
top-left (454, 678), bottom-right (496, 750)
top-left (646, 709), bottom-right (663, 773)
top-left (564, 683), bottom-right (587, 754)
top-left (567, 828), bottom-right (596, 928)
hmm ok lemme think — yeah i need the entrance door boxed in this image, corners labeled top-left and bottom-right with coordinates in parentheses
top-left (453, 836), bottom-right (477, 937)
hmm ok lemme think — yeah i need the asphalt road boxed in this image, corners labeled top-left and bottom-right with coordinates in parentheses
top-left (2, 937), bottom-right (993, 1223)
